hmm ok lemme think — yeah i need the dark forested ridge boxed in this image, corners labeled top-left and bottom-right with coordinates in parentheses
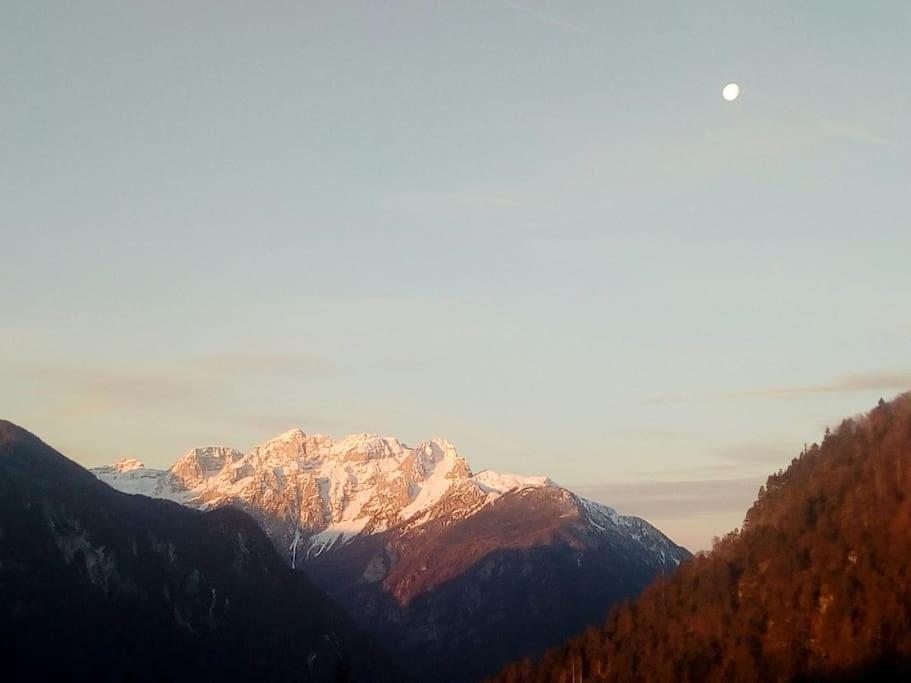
top-left (491, 393), bottom-right (911, 683)
top-left (0, 421), bottom-right (398, 682)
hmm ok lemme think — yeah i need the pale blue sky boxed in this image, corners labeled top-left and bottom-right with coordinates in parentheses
top-left (3, 1), bottom-right (909, 550)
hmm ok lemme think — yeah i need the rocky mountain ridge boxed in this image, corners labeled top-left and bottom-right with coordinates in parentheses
top-left (94, 429), bottom-right (683, 575)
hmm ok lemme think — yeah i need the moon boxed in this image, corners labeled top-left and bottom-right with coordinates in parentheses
top-left (722, 83), bottom-right (741, 102)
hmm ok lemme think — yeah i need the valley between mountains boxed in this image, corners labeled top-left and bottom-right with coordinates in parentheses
top-left (93, 429), bottom-right (690, 681)
top-left (6, 394), bottom-right (911, 682)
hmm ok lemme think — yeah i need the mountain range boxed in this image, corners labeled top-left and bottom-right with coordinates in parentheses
top-left (6, 392), bottom-right (911, 683)
top-left (93, 429), bottom-right (690, 681)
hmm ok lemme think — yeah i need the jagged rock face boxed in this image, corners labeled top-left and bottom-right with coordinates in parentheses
top-left (94, 428), bottom-right (690, 682)
top-left (93, 430), bottom-right (553, 568)
top-left (170, 446), bottom-right (244, 489)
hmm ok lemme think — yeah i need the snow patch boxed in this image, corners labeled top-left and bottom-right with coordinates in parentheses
top-left (471, 470), bottom-right (551, 494)
top-left (112, 458), bottom-right (144, 472)
top-left (399, 453), bottom-right (463, 521)
top-left (306, 519), bottom-right (371, 559)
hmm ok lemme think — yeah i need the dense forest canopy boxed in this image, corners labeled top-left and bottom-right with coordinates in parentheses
top-left (492, 393), bottom-right (911, 682)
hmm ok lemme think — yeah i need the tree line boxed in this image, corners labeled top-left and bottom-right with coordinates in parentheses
top-left (490, 393), bottom-right (911, 682)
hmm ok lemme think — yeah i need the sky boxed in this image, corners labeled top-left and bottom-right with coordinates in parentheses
top-left (2, 1), bottom-right (910, 551)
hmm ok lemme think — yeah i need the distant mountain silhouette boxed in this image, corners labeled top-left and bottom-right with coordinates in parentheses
top-left (0, 421), bottom-right (397, 682)
top-left (491, 393), bottom-right (911, 682)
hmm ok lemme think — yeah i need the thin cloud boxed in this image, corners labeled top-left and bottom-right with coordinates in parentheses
top-left (14, 353), bottom-right (341, 406)
top-left (627, 461), bottom-right (756, 479)
top-left (625, 440), bottom-right (795, 480)
top-left (233, 413), bottom-right (350, 439)
top-left (749, 89), bottom-right (903, 151)
top-left (19, 364), bottom-right (201, 405)
top-left (383, 189), bottom-right (521, 216)
top-left (645, 370), bottom-right (911, 405)
top-left (500, 0), bottom-right (588, 34)
top-left (713, 440), bottom-right (797, 467)
top-left (572, 477), bottom-right (763, 519)
top-left (622, 428), bottom-right (704, 442)
top-left (571, 476), bottom-right (765, 550)
top-left (762, 371), bottom-right (911, 397)
top-left (195, 352), bottom-right (340, 378)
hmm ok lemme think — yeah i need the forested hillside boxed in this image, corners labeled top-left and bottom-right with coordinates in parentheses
top-left (492, 393), bottom-right (911, 682)
top-left (0, 421), bottom-right (396, 682)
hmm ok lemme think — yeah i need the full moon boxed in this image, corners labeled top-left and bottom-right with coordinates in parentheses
top-left (722, 82), bottom-right (741, 101)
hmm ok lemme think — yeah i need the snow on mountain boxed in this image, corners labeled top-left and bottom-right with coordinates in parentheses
top-left (92, 428), bottom-right (679, 569)
top-left (92, 460), bottom-right (177, 498)
top-left (112, 457), bottom-right (145, 472)
top-left (472, 469), bottom-right (551, 494)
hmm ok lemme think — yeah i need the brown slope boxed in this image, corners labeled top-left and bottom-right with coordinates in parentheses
top-left (491, 393), bottom-right (911, 683)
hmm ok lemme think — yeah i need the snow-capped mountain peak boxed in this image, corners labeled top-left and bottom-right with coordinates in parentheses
top-left (170, 446), bottom-right (244, 489)
top-left (471, 469), bottom-right (551, 494)
top-left (92, 428), bottom-right (686, 574)
top-left (109, 457), bottom-right (145, 472)
top-left (93, 429), bottom-right (485, 555)
top-left (86, 425), bottom-right (690, 683)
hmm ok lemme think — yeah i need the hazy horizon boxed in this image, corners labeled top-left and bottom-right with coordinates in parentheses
top-left (3, 1), bottom-right (910, 551)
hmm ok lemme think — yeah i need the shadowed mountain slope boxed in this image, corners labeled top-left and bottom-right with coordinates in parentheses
top-left (308, 483), bottom-right (688, 682)
top-left (0, 421), bottom-right (397, 683)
